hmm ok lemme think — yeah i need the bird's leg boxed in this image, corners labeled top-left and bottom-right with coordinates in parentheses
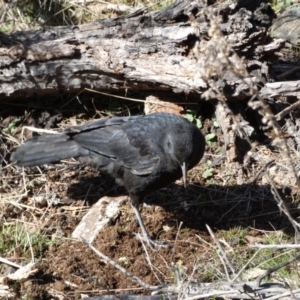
top-left (131, 204), bottom-right (170, 250)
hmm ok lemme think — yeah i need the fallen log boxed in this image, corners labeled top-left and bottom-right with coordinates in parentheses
top-left (0, 0), bottom-right (278, 101)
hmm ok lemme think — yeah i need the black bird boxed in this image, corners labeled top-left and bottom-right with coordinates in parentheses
top-left (11, 113), bottom-right (205, 248)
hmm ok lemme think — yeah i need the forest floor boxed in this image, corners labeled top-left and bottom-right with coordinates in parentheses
top-left (1, 0), bottom-right (300, 298)
top-left (1, 95), bottom-right (300, 300)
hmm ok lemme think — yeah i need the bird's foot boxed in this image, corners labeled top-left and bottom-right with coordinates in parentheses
top-left (133, 232), bottom-right (171, 250)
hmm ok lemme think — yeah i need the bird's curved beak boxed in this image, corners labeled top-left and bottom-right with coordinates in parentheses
top-left (181, 162), bottom-right (187, 188)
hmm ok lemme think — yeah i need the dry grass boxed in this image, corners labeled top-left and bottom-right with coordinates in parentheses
top-left (0, 0), bottom-right (175, 33)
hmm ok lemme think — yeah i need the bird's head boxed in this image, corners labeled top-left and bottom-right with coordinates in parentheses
top-left (162, 120), bottom-right (205, 187)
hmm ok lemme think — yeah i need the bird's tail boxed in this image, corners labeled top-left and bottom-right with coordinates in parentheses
top-left (11, 134), bottom-right (89, 167)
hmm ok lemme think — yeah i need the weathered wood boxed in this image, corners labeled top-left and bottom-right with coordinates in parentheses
top-left (0, 0), bottom-right (278, 100)
top-left (260, 81), bottom-right (300, 98)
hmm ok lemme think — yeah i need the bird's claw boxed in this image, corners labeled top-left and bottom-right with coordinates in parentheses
top-left (132, 232), bottom-right (171, 250)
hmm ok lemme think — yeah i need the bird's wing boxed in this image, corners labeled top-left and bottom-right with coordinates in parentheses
top-left (109, 129), bottom-right (161, 175)
top-left (72, 117), bottom-right (162, 175)
top-left (65, 116), bottom-right (136, 133)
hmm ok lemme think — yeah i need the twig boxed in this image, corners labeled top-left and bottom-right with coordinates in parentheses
top-left (84, 88), bottom-right (197, 105)
top-left (257, 252), bottom-right (300, 286)
top-left (266, 171), bottom-right (300, 240)
top-left (3, 199), bottom-right (43, 211)
top-left (171, 221), bottom-right (183, 263)
top-left (265, 288), bottom-right (300, 300)
top-left (250, 244), bottom-right (300, 249)
top-left (82, 238), bottom-right (163, 291)
top-left (275, 99), bottom-right (300, 121)
top-left (231, 249), bottom-right (262, 282)
top-left (183, 289), bottom-right (239, 300)
top-left (0, 257), bottom-right (22, 269)
top-left (251, 160), bottom-right (275, 184)
top-left (206, 224), bottom-right (238, 280)
top-left (276, 66), bottom-right (300, 80)
top-left (137, 232), bottom-right (165, 284)
top-left (21, 126), bottom-right (58, 137)
top-left (25, 230), bottom-right (35, 263)
top-left (195, 234), bottom-right (216, 248)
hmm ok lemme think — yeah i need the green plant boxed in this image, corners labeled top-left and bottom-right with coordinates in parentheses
top-left (205, 133), bottom-right (216, 146)
top-left (219, 226), bottom-right (248, 246)
top-left (185, 110), bottom-right (202, 129)
top-left (212, 115), bottom-right (219, 128)
top-left (202, 159), bottom-right (214, 179)
top-left (271, 0), bottom-right (294, 10)
top-left (3, 118), bottom-right (21, 135)
top-left (0, 222), bottom-right (59, 260)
